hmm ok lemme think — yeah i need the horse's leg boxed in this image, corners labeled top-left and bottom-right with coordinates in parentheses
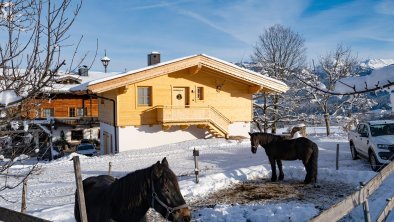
top-left (303, 154), bottom-right (314, 184)
top-left (277, 160), bottom-right (284, 180)
top-left (269, 157), bottom-right (277, 182)
top-left (304, 163), bottom-right (312, 183)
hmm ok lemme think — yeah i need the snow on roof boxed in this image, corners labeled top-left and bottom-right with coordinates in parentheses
top-left (201, 54), bottom-right (287, 86)
top-left (75, 54), bottom-right (287, 92)
top-left (335, 64), bottom-right (394, 93)
top-left (0, 90), bottom-right (22, 106)
top-left (50, 71), bottom-right (120, 93)
top-left (83, 54), bottom-right (197, 87)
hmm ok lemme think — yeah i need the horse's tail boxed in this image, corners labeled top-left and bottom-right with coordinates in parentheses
top-left (309, 142), bottom-right (319, 184)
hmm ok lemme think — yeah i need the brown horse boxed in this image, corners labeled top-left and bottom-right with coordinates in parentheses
top-left (74, 157), bottom-right (191, 222)
top-left (249, 132), bottom-right (318, 184)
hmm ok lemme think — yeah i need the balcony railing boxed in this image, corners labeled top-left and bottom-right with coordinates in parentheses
top-left (55, 117), bottom-right (99, 126)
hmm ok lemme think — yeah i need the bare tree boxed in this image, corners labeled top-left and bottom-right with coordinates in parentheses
top-left (251, 24), bottom-right (306, 133)
top-left (300, 45), bottom-right (376, 135)
top-left (0, 0), bottom-right (82, 200)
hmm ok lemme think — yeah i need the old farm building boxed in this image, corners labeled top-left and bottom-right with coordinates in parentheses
top-left (73, 53), bottom-right (288, 154)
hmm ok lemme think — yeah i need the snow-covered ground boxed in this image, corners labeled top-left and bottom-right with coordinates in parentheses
top-left (1, 129), bottom-right (394, 222)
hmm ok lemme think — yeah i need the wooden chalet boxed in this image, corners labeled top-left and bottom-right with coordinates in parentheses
top-left (76, 53), bottom-right (288, 154)
top-left (26, 69), bottom-right (118, 145)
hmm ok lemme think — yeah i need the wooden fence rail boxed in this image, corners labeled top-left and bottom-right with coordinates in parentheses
top-left (0, 207), bottom-right (51, 222)
top-left (310, 161), bottom-right (394, 221)
top-left (377, 196), bottom-right (394, 222)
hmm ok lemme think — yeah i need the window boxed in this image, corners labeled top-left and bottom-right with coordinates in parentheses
top-left (138, 86), bottom-right (152, 106)
top-left (69, 107), bottom-right (76, 117)
top-left (71, 130), bottom-right (83, 141)
top-left (35, 109), bottom-right (41, 118)
top-left (42, 108), bottom-right (54, 117)
top-left (197, 87), bottom-right (204, 100)
top-left (77, 107), bottom-right (87, 117)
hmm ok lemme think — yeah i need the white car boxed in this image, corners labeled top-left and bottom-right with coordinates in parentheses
top-left (75, 144), bottom-right (98, 156)
top-left (348, 120), bottom-right (394, 171)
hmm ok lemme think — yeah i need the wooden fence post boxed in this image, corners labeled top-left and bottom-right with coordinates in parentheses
top-left (21, 180), bottom-right (27, 213)
top-left (73, 156), bottom-right (88, 222)
top-left (309, 161), bottom-right (394, 222)
top-left (360, 182), bottom-right (371, 222)
top-left (193, 148), bottom-right (200, 184)
top-left (108, 162), bottom-right (112, 176)
top-left (377, 197), bottom-right (394, 222)
top-left (336, 144), bottom-right (339, 170)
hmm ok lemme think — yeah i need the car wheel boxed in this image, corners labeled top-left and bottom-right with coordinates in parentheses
top-left (350, 143), bottom-right (359, 160)
top-left (369, 151), bottom-right (381, 172)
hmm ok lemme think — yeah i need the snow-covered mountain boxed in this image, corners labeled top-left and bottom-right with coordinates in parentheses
top-left (360, 58), bottom-right (394, 69)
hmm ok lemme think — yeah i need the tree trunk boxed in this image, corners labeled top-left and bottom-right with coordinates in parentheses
top-left (253, 119), bottom-right (263, 132)
top-left (324, 113), bottom-right (331, 136)
top-left (272, 95), bottom-right (278, 134)
top-left (263, 94), bottom-right (268, 133)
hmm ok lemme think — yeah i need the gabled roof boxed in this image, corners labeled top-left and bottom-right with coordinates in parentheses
top-left (75, 54), bottom-right (289, 94)
top-left (50, 71), bottom-right (119, 93)
top-left (55, 75), bottom-right (82, 84)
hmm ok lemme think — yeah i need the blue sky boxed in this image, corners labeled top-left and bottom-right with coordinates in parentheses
top-left (64, 0), bottom-right (394, 72)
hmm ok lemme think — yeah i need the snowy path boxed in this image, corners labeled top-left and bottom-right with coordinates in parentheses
top-left (0, 133), bottom-right (393, 221)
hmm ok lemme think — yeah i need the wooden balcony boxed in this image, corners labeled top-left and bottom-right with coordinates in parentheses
top-left (156, 106), bottom-right (231, 137)
top-left (54, 117), bottom-right (99, 126)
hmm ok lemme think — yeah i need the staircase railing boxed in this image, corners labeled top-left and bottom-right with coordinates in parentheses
top-left (156, 105), bottom-right (230, 136)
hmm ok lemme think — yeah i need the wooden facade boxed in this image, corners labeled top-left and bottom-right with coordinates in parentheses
top-left (85, 54), bottom-right (288, 152)
top-left (26, 94), bottom-right (98, 119)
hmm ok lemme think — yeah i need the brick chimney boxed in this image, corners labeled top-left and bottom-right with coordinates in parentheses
top-left (147, 52), bottom-right (160, 66)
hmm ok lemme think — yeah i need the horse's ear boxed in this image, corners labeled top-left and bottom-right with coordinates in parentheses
top-left (248, 132), bottom-right (252, 136)
top-left (153, 161), bottom-right (163, 178)
top-left (161, 157), bottom-right (169, 167)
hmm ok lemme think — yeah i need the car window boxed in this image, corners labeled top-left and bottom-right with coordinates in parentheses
top-left (357, 125), bottom-right (364, 134)
top-left (370, 126), bottom-right (379, 136)
top-left (371, 123), bottom-right (394, 136)
top-left (77, 145), bottom-right (94, 150)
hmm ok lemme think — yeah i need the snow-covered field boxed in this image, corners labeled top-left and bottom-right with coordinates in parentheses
top-left (1, 129), bottom-right (394, 222)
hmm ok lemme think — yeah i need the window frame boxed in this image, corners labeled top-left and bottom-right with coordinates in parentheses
top-left (42, 108), bottom-right (54, 117)
top-left (69, 107), bottom-right (76, 117)
top-left (76, 107), bottom-right (87, 117)
top-left (196, 87), bottom-right (204, 100)
top-left (137, 86), bottom-right (152, 106)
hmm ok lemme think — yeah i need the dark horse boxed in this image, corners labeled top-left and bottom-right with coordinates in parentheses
top-left (249, 132), bottom-right (318, 184)
top-left (74, 157), bottom-right (191, 222)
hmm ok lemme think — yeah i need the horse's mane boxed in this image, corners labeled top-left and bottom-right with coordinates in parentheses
top-left (110, 165), bottom-right (153, 209)
top-left (254, 132), bottom-right (284, 144)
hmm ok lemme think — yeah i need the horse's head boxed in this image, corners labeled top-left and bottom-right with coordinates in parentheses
top-left (151, 157), bottom-right (191, 222)
top-left (249, 132), bottom-right (259, 154)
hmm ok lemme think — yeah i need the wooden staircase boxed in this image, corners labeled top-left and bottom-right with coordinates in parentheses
top-left (156, 106), bottom-right (231, 138)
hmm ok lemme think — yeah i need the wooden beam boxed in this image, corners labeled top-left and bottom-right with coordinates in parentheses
top-left (188, 63), bottom-right (202, 75)
top-left (249, 85), bottom-right (263, 94)
top-left (180, 125), bottom-right (190, 130)
top-left (162, 125), bottom-right (171, 131)
top-left (118, 85), bottom-right (128, 94)
top-left (197, 124), bottom-right (208, 129)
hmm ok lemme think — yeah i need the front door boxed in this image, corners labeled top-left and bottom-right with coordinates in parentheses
top-left (103, 131), bottom-right (112, 154)
top-left (172, 87), bottom-right (186, 107)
